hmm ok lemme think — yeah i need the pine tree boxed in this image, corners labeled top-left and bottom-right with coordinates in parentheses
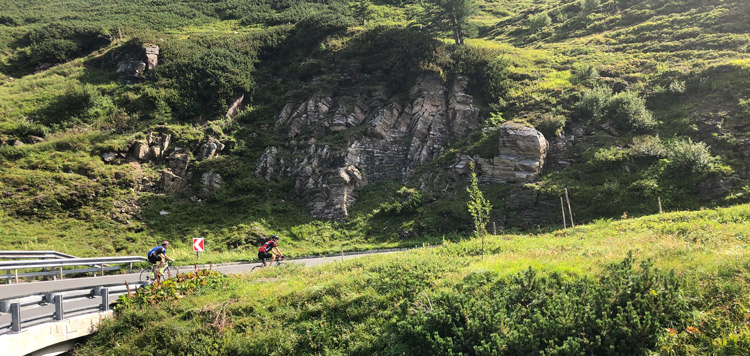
top-left (351, 0), bottom-right (374, 26)
top-left (422, 0), bottom-right (477, 45)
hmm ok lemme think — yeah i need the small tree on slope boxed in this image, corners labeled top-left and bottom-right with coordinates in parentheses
top-left (467, 162), bottom-right (492, 237)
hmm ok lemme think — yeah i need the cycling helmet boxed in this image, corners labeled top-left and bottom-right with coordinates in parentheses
top-left (271, 235), bottom-right (279, 240)
top-left (161, 240), bottom-right (169, 246)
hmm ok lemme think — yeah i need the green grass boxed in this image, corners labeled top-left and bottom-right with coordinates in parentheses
top-left (74, 203), bottom-right (750, 355)
top-left (1, 0), bottom-right (750, 278)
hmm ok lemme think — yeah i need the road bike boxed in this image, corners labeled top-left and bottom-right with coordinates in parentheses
top-left (139, 261), bottom-right (179, 282)
top-left (251, 256), bottom-right (285, 271)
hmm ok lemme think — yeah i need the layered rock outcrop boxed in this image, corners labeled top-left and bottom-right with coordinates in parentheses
top-left (456, 123), bottom-right (549, 184)
top-left (256, 75), bottom-right (550, 220)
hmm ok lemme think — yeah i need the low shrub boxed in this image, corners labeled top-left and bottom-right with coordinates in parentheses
top-left (397, 254), bottom-right (689, 355)
top-left (115, 269), bottom-right (228, 311)
top-left (452, 45), bottom-right (512, 107)
top-left (573, 63), bottom-right (600, 84)
top-left (154, 48), bottom-right (255, 120)
top-left (664, 138), bottom-right (717, 174)
top-left (577, 85), bottom-right (611, 120)
top-left (33, 84), bottom-right (116, 129)
top-left (379, 187), bottom-right (424, 216)
top-left (606, 90), bottom-right (657, 132)
top-left (8, 22), bottom-right (111, 74)
top-left (529, 13), bottom-right (552, 31)
top-left (532, 112), bottom-right (567, 138)
top-left (581, 0), bottom-right (600, 13)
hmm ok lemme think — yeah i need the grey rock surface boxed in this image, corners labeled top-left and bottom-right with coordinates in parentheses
top-left (256, 74), bottom-right (550, 220)
top-left (197, 172), bottom-right (224, 199)
top-left (145, 45), bottom-right (159, 71)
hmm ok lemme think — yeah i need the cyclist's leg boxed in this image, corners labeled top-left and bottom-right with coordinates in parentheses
top-left (149, 256), bottom-right (158, 279)
top-left (258, 251), bottom-right (268, 267)
top-left (158, 255), bottom-right (166, 276)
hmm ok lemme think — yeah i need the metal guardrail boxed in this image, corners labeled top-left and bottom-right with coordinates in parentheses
top-left (0, 256), bottom-right (148, 284)
top-left (0, 281), bottom-right (148, 335)
top-left (0, 251), bottom-right (76, 260)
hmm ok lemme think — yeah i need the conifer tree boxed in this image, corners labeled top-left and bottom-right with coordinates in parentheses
top-left (351, 0), bottom-right (374, 26)
top-left (422, 0), bottom-right (477, 45)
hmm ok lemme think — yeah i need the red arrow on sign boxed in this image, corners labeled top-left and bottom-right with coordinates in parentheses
top-left (193, 238), bottom-right (204, 252)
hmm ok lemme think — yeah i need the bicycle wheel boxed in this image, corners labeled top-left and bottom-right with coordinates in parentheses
top-left (251, 263), bottom-right (264, 271)
top-left (139, 267), bottom-right (153, 282)
top-left (165, 265), bottom-right (179, 279)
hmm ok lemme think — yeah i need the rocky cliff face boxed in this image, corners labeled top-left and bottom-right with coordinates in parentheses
top-left (256, 75), bottom-right (550, 220)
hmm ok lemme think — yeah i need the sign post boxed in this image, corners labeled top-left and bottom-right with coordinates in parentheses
top-left (193, 238), bottom-right (204, 259)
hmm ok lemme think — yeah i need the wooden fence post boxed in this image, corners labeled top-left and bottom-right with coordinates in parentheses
top-left (658, 197), bottom-right (663, 214)
top-left (560, 197), bottom-right (567, 229)
top-left (564, 188), bottom-right (575, 228)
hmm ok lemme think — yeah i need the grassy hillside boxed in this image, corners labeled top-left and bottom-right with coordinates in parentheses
top-left (1, 0), bottom-right (750, 261)
top-left (75, 204), bottom-right (750, 355)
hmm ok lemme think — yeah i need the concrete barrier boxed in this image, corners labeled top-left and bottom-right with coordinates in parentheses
top-left (0, 310), bottom-right (112, 356)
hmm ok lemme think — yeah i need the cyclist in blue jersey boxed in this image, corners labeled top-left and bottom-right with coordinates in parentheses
top-left (258, 235), bottom-right (284, 267)
top-left (147, 240), bottom-right (174, 280)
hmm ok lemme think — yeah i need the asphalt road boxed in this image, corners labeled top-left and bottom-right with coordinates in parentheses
top-left (0, 251), bottom-right (395, 299)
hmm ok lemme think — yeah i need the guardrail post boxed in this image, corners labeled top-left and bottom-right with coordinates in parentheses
top-left (53, 294), bottom-right (64, 320)
top-left (0, 299), bottom-right (13, 313)
top-left (59, 267), bottom-right (63, 280)
top-left (100, 288), bottom-right (109, 311)
top-left (100, 264), bottom-right (105, 277)
top-left (44, 292), bottom-right (55, 305)
top-left (14, 268), bottom-right (18, 284)
top-left (10, 302), bottom-right (21, 333)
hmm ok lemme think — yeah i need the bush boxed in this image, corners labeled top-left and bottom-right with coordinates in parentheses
top-left (665, 138), bottom-right (717, 174)
top-left (342, 26), bottom-right (441, 91)
top-left (292, 12), bottom-right (355, 49)
top-left (397, 255), bottom-right (689, 355)
top-left (529, 13), bottom-right (552, 31)
top-left (581, 0), bottom-right (600, 13)
top-left (155, 48), bottom-right (255, 120)
top-left (452, 46), bottom-right (513, 106)
top-left (606, 90), bottom-right (657, 132)
top-left (8, 22), bottom-right (111, 74)
top-left (532, 112), bottom-right (567, 138)
top-left (34, 84), bottom-right (115, 129)
top-left (577, 85), bottom-right (611, 120)
top-left (379, 187), bottom-right (423, 216)
top-left (573, 63), bottom-right (599, 84)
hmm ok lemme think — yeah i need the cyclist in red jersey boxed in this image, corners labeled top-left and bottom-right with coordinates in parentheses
top-left (258, 235), bottom-right (284, 267)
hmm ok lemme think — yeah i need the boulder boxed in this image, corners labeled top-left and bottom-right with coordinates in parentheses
top-left (130, 140), bottom-right (150, 161)
top-left (476, 123), bottom-right (549, 184)
top-left (197, 136), bottom-right (225, 160)
top-left (159, 150), bottom-right (191, 194)
top-left (145, 45), bottom-right (159, 71)
top-left (197, 172), bottom-right (223, 199)
top-left (160, 170), bottom-right (186, 195)
top-left (147, 132), bottom-right (171, 161)
top-left (27, 135), bottom-right (45, 144)
top-left (166, 151), bottom-right (190, 177)
top-left (101, 152), bottom-right (117, 163)
top-left (507, 187), bottom-right (538, 210)
top-left (116, 59), bottom-right (146, 83)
